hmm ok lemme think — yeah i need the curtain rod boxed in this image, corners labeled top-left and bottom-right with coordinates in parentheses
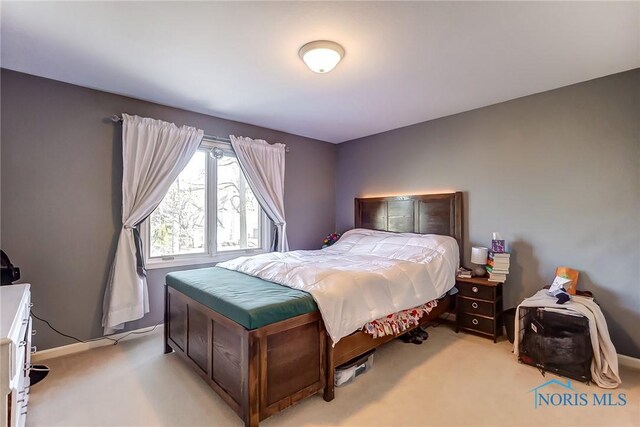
top-left (110, 115), bottom-right (289, 152)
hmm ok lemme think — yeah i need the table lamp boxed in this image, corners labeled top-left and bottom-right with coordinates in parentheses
top-left (471, 246), bottom-right (489, 277)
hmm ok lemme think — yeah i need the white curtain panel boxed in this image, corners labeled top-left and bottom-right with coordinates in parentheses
top-left (230, 135), bottom-right (288, 252)
top-left (102, 114), bottom-right (203, 334)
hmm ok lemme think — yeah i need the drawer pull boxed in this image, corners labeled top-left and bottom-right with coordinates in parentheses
top-left (18, 340), bottom-right (27, 347)
top-left (472, 286), bottom-right (479, 293)
top-left (31, 346), bottom-right (37, 354)
top-left (471, 302), bottom-right (479, 309)
top-left (29, 303), bottom-right (34, 308)
top-left (22, 319), bottom-right (28, 325)
top-left (32, 329), bottom-right (37, 336)
top-left (472, 318), bottom-right (479, 326)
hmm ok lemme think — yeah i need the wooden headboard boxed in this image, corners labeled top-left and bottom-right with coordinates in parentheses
top-left (354, 192), bottom-right (463, 259)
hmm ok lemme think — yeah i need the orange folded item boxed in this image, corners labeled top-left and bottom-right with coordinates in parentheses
top-left (555, 266), bottom-right (579, 295)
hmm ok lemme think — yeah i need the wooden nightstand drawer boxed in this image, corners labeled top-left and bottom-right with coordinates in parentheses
top-left (455, 276), bottom-right (503, 342)
top-left (458, 297), bottom-right (494, 317)
top-left (458, 313), bottom-right (494, 335)
top-left (457, 280), bottom-right (494, 301)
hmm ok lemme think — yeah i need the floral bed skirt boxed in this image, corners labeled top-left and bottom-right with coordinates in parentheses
top-left (362, 300), bottom-right (438, 339)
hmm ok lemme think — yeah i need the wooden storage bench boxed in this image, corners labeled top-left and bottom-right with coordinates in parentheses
top-left (164, 268), bottom-right (330, 427)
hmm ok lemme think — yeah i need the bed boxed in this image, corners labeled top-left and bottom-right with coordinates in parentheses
top-left (164, 192), bottom-right (463, 427)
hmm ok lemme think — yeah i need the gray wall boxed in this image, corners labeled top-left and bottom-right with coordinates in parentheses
top-left (1, 69), bottom-right (336, 350)
top-left (3, 67), bottom-right (639, 358)
top-left (336, 69), bottom-right (640, 357)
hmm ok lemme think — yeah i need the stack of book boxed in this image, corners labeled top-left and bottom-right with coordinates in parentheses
top-left (457, 267), bottom-right (472, 279)
top-left (487, 251), bottom-right (510, 282)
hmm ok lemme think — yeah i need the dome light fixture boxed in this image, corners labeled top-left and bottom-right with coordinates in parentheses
top-left (298, 40), bottom-right (345, 74)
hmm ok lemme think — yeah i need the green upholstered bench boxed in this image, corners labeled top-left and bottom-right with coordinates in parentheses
top-left (166, 266), bottom-right (317, 329)
top-left (164, 266), bottom-right (327, 427)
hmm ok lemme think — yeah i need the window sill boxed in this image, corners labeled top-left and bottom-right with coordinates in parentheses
top-left (145, 249), bottom-right (268, 270)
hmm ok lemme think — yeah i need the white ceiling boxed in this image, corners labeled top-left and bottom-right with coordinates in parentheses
top-left (2, 2), bottom-right (639, 143)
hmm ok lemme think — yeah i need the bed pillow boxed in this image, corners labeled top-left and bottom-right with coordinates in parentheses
top-left (326, 228), bottom-right (459, 265)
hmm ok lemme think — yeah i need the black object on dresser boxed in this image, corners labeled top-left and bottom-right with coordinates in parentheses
top-left (455, 276), bottom-right (503, 343)
top-left (1, 250), bottom-right (21, 285)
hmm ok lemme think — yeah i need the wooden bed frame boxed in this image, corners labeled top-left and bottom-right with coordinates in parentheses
top-left (164, 192), bottom-right (463, 427)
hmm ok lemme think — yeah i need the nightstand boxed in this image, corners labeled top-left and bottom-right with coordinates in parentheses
top-left (455, 276), bottom-right (503, 343)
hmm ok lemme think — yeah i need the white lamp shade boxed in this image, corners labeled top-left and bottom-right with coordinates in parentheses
top-left (471, 246), bottom-right (489, 264)
top-left (299, 40), bottom-right (345, 73)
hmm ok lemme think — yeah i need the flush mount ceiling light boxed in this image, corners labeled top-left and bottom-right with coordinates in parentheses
top-left (298, 40), bottom-right (345, 74)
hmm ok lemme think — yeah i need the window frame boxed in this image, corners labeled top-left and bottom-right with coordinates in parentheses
top-left (141, 139), bottom-right (272, 270)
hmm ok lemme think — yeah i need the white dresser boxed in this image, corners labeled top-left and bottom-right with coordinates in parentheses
top-left (0, 284), bottom-right (32, 427)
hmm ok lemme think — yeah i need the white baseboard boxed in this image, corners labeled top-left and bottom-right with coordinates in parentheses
top-left (32, 324), bottom-right (163, 363)
top-left (618, 354), bottom-right (640, 371)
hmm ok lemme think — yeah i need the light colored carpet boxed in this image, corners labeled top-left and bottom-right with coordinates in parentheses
top-left (28, 324), bottom-right (639, 427)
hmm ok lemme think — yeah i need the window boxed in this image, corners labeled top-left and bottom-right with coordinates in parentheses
top-left (149, 151), bottom-right (207, 258)
top-left (143, 140), bottom-right (271, 268)
top-left (216, 154), bottom-right (262, 252)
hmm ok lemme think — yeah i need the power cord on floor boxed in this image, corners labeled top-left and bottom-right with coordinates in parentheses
top-left (426, 311), bottom-right (454, 328)
top-left (30, 309), bottom-right (162, 346)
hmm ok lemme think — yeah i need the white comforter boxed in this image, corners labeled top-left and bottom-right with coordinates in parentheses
top-left (218, 228), bottom-right (459, 344)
